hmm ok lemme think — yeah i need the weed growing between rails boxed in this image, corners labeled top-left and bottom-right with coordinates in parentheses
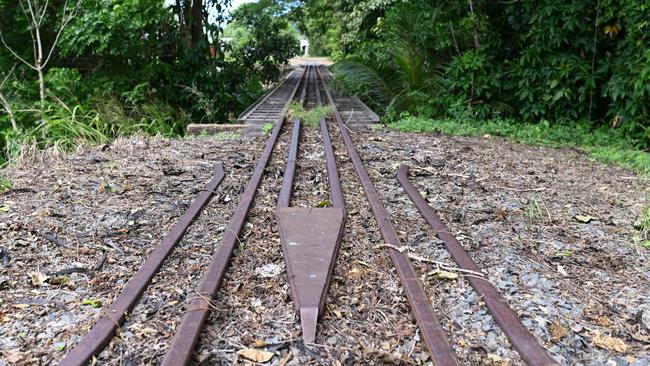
top-left (262, 122), bottom-right (274, 135)
top-left (288, 101), bottom-right (332, 128)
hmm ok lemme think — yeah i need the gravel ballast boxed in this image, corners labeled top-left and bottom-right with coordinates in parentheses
top-left (0, 128), bottom-right (648, 365)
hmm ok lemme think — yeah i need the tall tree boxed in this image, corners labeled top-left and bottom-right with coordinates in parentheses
top-left (0, 0), bottom-right (77, 112)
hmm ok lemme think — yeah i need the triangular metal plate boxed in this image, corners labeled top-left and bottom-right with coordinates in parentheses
top-left (276, 207), bottom-right (345, 343)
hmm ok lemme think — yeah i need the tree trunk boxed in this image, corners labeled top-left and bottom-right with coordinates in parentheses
top-left (468, 0), bottom-right (480, 49)
top-left (35, 24), bottom-right (45, 111)
top-left (175, 0), bottom-right (185, 28)
top-left (0, 91), bottom-right (18, 131)
top-left (37, 63), bottom-right (45, 111)
top-left (190, 0), bottom-right (203, 48)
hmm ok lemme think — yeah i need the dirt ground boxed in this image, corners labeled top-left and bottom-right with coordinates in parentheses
top-left (1, 124), bottom-right (648, 365)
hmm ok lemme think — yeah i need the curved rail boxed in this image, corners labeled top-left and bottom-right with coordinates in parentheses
top-left (314, 66), bottom-right (459, 365)
top-left (397, 164), bottom-right (558, 366)
top-left (161, 65), bottom-right (308, 366)
top-left (58, 163), bottom-right (226, 366)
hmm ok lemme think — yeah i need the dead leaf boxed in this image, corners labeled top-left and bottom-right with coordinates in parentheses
top-left (236, 348), bottom-right (275, 363)
top-left (427, 269), bottom-right (459, 280)
top-left (356, 260), bottom-right (370, 267)
top-left (549, 321), bottom-right (568, 341)
top-left (593, 332), bottom-right (628, 352)
top-left (348, 267), bottom-right (363, 279)
top-left (5, 350), bottom-right (24, 363)
top-left (575, 214), bottom-right (595, 223)
top-left (251, 339), bottom-right (267, 348)
top-left (49, 276), bottom-right (70, 286)
top-left (485, 353), bottom-right (510, 365)
top-left (493, 207), bottom-right (507, 220)
top-left (30, 271), bottom-right (48, 287)
top-left (595, 316), bottom-right (611, 327)
top-left (398, 327), bottom-right (413, 337)
top-left (556, 264), bottom-right (568, 276)
top-left (136, 327), bottom-right (158, 337)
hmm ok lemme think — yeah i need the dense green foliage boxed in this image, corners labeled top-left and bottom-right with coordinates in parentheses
top-left (226, 0), bottom-right (300, 83)
top-left (2, 0), bottom-right (649, 173)
top-left (0, 0), bottom-right (299, 164)
top-left (295, 0), bottom-right (650, 152)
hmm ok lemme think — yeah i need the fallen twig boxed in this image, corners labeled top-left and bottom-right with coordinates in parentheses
top-left (373, 244), bottom-right (486, 277)
top-left (495, 186), bottom-right (547, 192)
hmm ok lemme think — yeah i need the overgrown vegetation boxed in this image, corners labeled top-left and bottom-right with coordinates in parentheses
top-left (262, 123), bottom-right (274, 135)
top-left (0, 0), bottom-right (299, 164)
top-left (293, 0), bottom-right (650, 172)
top-left (288, 101), bottom-right (332, 128)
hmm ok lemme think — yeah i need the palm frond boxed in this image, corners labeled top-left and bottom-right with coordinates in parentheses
top-left (389, 37), bottom-right (426, 90)
top-left (331, 60), bottom-right (395, 106)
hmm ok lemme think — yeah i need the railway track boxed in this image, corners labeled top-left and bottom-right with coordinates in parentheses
top-left (58, 64), bottom-right (558, 365)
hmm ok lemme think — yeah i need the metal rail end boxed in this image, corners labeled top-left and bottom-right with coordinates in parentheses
top-left (300, 306), bottom-right (319, 345)
top-left (397, 163), bottom-right (410, 179)
top-left (213, 162), bottom-right (225, 175)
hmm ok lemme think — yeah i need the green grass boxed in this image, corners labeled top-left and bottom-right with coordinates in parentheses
top-left (215, 132), bottom-right (241, 140)
top-left (2, 99), bottom-right (186, 163)
top-left (388, 114), bottom-right (650, 175)
top-left (262, 123), bottom-right (274, 135)
top-left (289, 102), bottom-right (333, 128)
top-left (524, 197), bottom-right (551, 223)
top-left (0, 177), bottom-right (11, 192)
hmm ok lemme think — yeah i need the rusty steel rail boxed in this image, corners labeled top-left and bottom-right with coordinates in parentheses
top-left (58, 164), bottom-right (226, 366)
top-left (397, 165), bottom-right (558, 366)
top-left (278, 64), bottom-right (311, 207)
top-left (314, 67), bottom-right (459, 365)
top-left (238, 69), bottom-right (295, 122)
top-left (314, 64), bottom-right (344, 209)
top-left (161, 65), bottom-right (308, 366)
top-left (277, 117), bottom-right (301, 207)
top-left (276, 64), bottom-right (346, 343)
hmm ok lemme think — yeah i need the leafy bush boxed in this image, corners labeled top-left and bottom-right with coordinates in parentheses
top-left (601, 2), bottom-right (650, 125)
top-left (0, 0), bottom-right (300, 161)
top-left (228, 1), bottom-right (300, 84)
top-left (316, 0), bottom-right (650, 148)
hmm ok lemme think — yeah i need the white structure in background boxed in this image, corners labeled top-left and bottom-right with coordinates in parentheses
top-left (300, 39), bottom-right (310, 56)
